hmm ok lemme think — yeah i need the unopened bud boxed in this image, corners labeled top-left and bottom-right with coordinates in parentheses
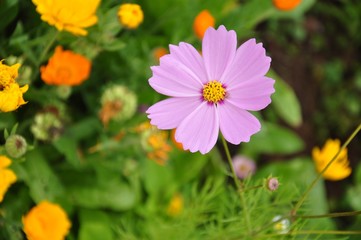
top-left (266, 177), bottom-right (279, 192)
top-left (232, 155), bottom-right (256, 179)
top-left (5, 134), bottom-right (27, 158)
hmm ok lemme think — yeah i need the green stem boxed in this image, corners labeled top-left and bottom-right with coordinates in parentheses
top-left (259, 230), bottom-right (361, 238)
top-left (292, 123), bottom-right (361, 216)
top-left (295, 210), bottom-right (361, 219)
top-left (220, 135), bottom-right (252, 235)
top-left (243, 184), bottom-right (263, 192)
top-left (38, 30), bottom-right (59, 65)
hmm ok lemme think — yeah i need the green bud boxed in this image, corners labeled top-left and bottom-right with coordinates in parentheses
top-left (31, 112), bottom-right (63, 141)
top-left (100, 85), bottom-right (137, 125)
top-left (56, 85), bottom-right (72, 99)
top-left (5, 134), bottom-right (27, 158)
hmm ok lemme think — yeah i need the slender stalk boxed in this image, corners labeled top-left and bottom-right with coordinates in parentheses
top-left (38, 30), bottom-right (59, 65)
top-left (259, 230), bottom-right (361, 238)
top-left (243, 184), bottom-right (263, 192)
top-left (291, 123), bottom-right (361, 216)
top-left (295, 210), bottom-right (361, 219)
top-left (220, 135), bottom-right (252, 235)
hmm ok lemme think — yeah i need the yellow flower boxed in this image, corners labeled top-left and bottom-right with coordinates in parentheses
top-left (0, 61), bottom-right (20, 87)
top-left (146, 130), bottom-right (172, 165)
top-left (118, 3), bottom-right (143, 29)
top-left (167, 193), bottom-right (183, 217)
top-left (32, 0), bottom-right (100, 36)
top-left (193, 10), bottom-right (215, 39)
top-left (0, 61), bottom-right (28, 112)
top-left (23, 201), bottom-right (71, 240)
top-left (0, 156), bottom-right (17, 203)
top-left (137, 122), bottom-right (172, 165)
top-left (312, 139), bottom-right (351, 181)
top-left (273, 0), bottom-right (302, 11)
top-left (40, 46), bottom-right (91, 86)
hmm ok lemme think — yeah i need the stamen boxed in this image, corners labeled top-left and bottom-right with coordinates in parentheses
top-left (202, 80), bottom-right (226, 103)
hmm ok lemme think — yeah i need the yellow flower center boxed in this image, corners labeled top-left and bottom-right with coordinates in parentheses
top-left (202, 80), bottom-right (226, 103)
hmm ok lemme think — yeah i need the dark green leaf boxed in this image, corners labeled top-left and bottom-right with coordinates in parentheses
top-left (268, 70), bottom-right (302, 127)
top-left (242, 122), bottom-right (304, 155)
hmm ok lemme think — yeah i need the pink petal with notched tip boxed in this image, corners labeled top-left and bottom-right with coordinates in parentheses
top-left (146, 97), bottom-right (202, 130)
top-left (218, 101), bottom-right (261, 145)
top-left (149, 55), bottom-right (202, 97)
top-left (226, 76), bottom-right (275, 111)
top-left (169, 43), bottom-right (208, 85)
top-left (202, 25), bottom-right (237, 82)
top-left (221, 38), bottom-right (271, 87)
top-left (175, 102), bottom-right (219, 154)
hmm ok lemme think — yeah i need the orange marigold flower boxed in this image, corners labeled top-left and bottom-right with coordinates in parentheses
top-left (153, 47), bottom-right (168, 61)
top-left (118, 3), bottom-right (144, 29)
top-left (193, 10), bottom-right (215, 39)
top-left (0, 61), bottom-right (28, 112)
top-left (312, 139), bottom-right (351, 181)
top-left (40, 46), bottom-right (91, 86)
top-left (23, 201), bottom-right (71, 240)
top-left (170, 128), bottom-right (185, 151)
top-left (0, 155), bottom-right (17, 203)
top-left (273, 0), bottom-right (302, 11)
top-left (32, 0), bottom-right (100, 36)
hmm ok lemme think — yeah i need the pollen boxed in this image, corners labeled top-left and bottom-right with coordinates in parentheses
top-left (202, 80), bottom-right (226, 103)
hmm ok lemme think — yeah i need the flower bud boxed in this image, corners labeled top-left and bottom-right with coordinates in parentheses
top-left (99, 85), bottom-right (137, 126)
top-left (31, 107), bottom-right (64, 141)
top-left (56, 85), bottom-right (72, 99)
top-left (5, 134), bottom-right (27, 158)
top-left (266, 177), bottom-right (279, 192)
top-left (232, 155), bottom-right (256, 179)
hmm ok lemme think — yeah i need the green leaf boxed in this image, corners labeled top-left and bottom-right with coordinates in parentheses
top-left (347, 185), bottom-right (361, 211)
top-left (4, 128), bottom-right (9, 140)
top-left (13, 149), bottom-right (65, 202)
top-left (142, 159), bottom-right (174, 196)
top-left (64, 171), bottom-right (136, 211)
top-left (65, 117), bottom-right (101, 141)
top-left (79, 209), bottom-right (114, 240)
top-left (10, 123), bottom-right (18, 135)
top-left (242, 122), bottom-right (304, 155)
top-left (53, 137), bottom-right (81, 167)
top-left (0, 0), bottom-right (18, 32)
top-left (171, 151), bottom-right (208, 184)
top-left (268, 70), bottom-right (302, 127)
top-left (0, 113), bottom-right (16, 132)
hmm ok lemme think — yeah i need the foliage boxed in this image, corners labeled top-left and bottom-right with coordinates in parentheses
top-left (0, 0), bottom-right (360, 239)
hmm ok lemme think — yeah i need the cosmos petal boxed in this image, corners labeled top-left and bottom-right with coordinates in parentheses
top-left (226, 76), bottom-right (275, 111)
top-left (169, 42), bottom-right (208, 84)
top-left (175, 102), bottom-right (219, 154)
top-left (146, 97), bottom-right (201, 129)
top-left (218, 101), bottom-right (261, 145)
top-left (202, 25), bottom-right (237, 82)
top-left (149, 55), bottom-right (203, 97)
top-left (221, 38), bottom-right (271, 87)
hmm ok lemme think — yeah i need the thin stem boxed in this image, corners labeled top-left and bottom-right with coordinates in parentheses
top-left (259, 230), bottom-right (361, 238)
top-left (243, 184), bottom-right (263, 192)
top-left (292, 123), bottom-right (361, 216)
top-left (295, 210), bottom-right (361, 219)
top-left (38, 30), bottom-right (59, 65)
top-left (220, 135), bottom-right (252, 235)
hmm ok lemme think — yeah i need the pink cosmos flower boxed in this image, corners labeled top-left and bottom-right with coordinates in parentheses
top-left (146, 25), bottom-right (275, 154)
